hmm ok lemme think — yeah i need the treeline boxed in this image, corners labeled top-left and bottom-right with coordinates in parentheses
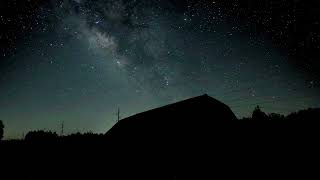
top-left (24, 130), bottom-right (105, 144)
top-left (241, 106), bottom-right (320, 122)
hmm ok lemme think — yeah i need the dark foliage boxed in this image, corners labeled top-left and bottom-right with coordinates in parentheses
top-left (286, 108), bottom-right (320, 121)
top-left (252, 105), bottom-right (268, 120)
top-left (241, 106), bottom-right (320, 122)
top-left (268, 112), bottom-right (286, 121)
top-left (25, 130), bottom-right (58, 142)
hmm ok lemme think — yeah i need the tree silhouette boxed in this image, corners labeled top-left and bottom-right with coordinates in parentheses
top-left (0, 120), bottom-right (3, 141)
top-left (252, 106), bottom-right (268, 120)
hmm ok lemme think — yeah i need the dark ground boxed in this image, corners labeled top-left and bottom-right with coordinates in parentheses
top-left (1, 95), bottom-right (320, 179)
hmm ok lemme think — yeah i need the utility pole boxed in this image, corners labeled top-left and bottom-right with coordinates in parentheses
top-left (117, 107), bottom-right (121, 123)
top-left (61, 121), bottom-right (64, 136)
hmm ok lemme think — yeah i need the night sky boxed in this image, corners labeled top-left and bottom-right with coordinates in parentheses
top-left (1, 0), bottom-right (320, 139)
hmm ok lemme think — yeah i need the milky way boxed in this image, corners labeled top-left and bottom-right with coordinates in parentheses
top-left (1, 0), bottom-right (320, 138)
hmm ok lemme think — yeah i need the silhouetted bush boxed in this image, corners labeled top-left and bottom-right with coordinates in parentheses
top-left (25, 130), bottom-right (58, 142)
top-left (239, 117), bottom-right (252, 121)
top-left (268, 113), bottom-right (285, 121)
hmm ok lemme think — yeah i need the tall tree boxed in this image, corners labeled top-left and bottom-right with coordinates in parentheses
top-left (0, 120), bottom-right (4, 141)
top-left (252, 106), bottom-right (268, 120)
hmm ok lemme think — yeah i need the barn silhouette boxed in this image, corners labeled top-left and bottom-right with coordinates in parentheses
top-left (106, 94), bottom-right (237, 143)
top-left (104, 94), bottom-right (240, 179)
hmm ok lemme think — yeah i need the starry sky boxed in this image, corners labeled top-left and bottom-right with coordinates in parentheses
top-left (1, 0), bottom-right (320, 139)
